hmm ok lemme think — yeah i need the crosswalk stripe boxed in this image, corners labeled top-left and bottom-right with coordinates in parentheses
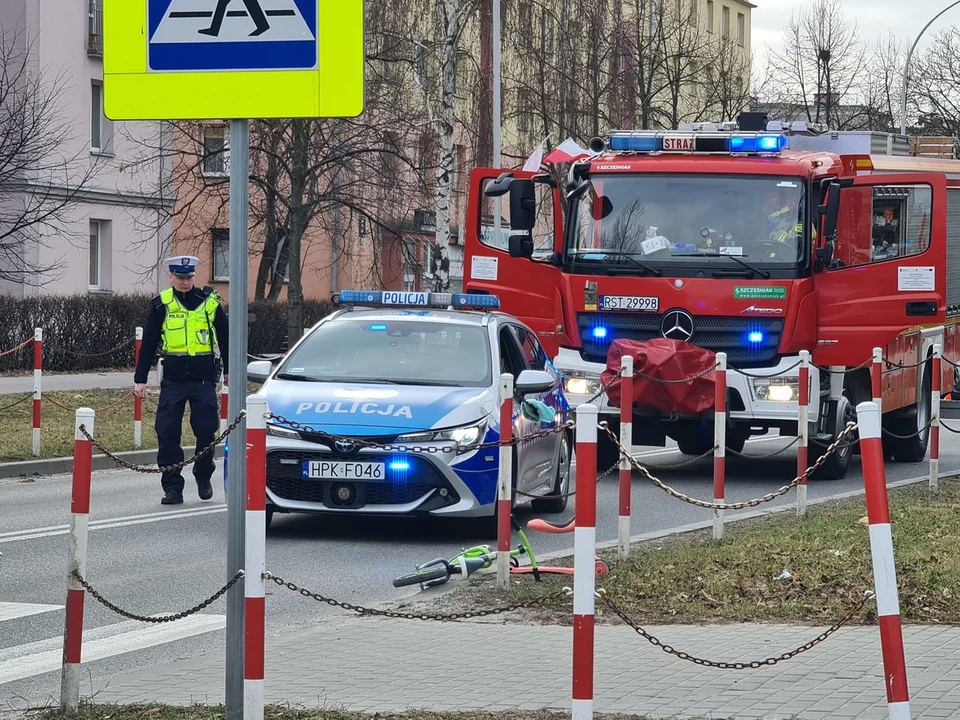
top-left (0, 602), bottom-right (63, 622)
top-left (0, 613), bottom-right (225, 685)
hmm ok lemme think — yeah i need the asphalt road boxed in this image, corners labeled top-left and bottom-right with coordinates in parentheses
top-left (3, 430), bottom-right (959, 707)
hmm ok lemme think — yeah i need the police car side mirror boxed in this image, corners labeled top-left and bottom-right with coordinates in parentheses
top-left (247, 360), bottom-right (273, 384)
top-left (515, 369), bottom-right (556, 395)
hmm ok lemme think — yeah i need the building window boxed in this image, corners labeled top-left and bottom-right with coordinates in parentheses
top-left (202, 127), bottom-right (229, 177)
top-left (90, 82), bottom-right (109, 152)
top-left (87, 0), bottom-right (103, 55)
top-left (721, 6), bottom-right (730, 38)
top-left (89, 221), bottom-right (101, 289)
top-left (211, 228), bottom-right (230, 281)
top-left (737, 12), bottom-right (745, 46)
top-left (706, 0), bottom-right (714, 32)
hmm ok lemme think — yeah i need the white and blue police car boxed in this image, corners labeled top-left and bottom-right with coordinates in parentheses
top-left (239, 290), bottom-right (573, 532)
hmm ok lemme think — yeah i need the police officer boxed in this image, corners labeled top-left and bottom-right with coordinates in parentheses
top-left (133, 256), bottom-right (229, 505)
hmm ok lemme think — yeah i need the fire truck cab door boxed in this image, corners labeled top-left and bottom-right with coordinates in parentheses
top-left (813, 173), bottom-right (946, 366)
top-left (463, 167), bottom-right (564, 357)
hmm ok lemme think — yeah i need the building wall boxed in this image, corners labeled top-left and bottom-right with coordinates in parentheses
top-left (0, 0), bottom-right (171, 298)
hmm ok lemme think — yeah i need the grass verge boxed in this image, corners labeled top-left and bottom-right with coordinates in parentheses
top-left (24, 704), bottom-right (722, 720)
top-left (415, 478), bottom-right (960, 626)
top-left (0, 383), bottom-right (260, 462)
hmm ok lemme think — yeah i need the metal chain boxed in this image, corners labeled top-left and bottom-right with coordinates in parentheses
top-left (601, 422), bottom-right (857, 510)
top-left (514, 485), bottom-right (577, 501)
top-left (586, 368), bottom-right (624, 404)
top-left (0, 337), bottom-right (33, 358)
top-left (72, 569), bottom-right (244, 623)
top-left (263, 572), bottom-right (569, 621)
top-left (812, 357), bottom-right (874, 375)
top-left (45, 389), bottom-right (135, 415)
top-left (264, 413), bottom-right (573, 455)
top-left (727, 360), bottom-right (803, 379)
top-left (622, 446), bottom-right (717, 471)
top-left (939, 418), bottom-right (960, 434)
top-left (78, 410), bottom-right (246, 473)
top-left (883, 355), bottom-right (930, 370)
top-left (603, 591), bottom-right (874, 670)
top-left (57, 338), bottom-right (134, 358)
top-left (881, 420), bottom-right (933, 441)
top-left (0, 392), bottom-right (34, 412)
top-left (941, 355), bottom-right (960, 369)
top-left (727, 437), bottom-right (799, 460)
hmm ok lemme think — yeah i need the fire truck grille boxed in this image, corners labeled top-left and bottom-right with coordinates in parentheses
top-left (577, 313), bottom-right (784, 369)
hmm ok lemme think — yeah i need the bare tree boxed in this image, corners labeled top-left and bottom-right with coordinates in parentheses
top-left (0, 28), bottom-right (101, 285)
top-left (910, 27), bottom-right (960, 139)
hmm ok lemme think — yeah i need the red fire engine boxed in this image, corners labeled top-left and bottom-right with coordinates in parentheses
top-left (463, 114), bottom-right (959, 480)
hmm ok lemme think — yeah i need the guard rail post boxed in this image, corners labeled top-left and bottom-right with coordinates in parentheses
top-left (134, 327), bottom-right (143, 449)
top-left (60, 407), bottom-right (94, 712)
top-left (618, 354), bottom-right (633, 561)
top-left (872, 347), bottom-right (883, 416)
top-left (857, 400), bottom-right (911, 720)
top-left (497, 373), bottom-right (513, 590)
top-left (221, 383), bottom-right (230, 437)
top-left (797, 350), bottom-right (810, 518)
top-left (33, 327), bottom-right (42, 456)
top-left (244, 394), bottom-right (266, 720)
top-left (572, 403), bottom-right (598, 720)
top-left (713, 352), bottom-right (727, 541)
top-left (930, 344), bottom-right (941, 491)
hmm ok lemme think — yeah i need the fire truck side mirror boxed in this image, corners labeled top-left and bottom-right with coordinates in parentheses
top-left (508, 235), bottom-right (535, 259)
top-left (822, 183), bottom-right (841, 239)
top-left (485, 172), bottom-right (514, 197)
top-left (509, 179), bottom-right (537, 232)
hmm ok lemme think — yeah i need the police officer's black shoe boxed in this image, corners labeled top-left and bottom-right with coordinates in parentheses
top-left (161, 491), bottom-right (183, 505)
top-left (197, 478), bottom-right (213, 501)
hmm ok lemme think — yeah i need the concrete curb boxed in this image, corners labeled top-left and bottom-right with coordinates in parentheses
top-left (0, 445), bottom-right (225, 479)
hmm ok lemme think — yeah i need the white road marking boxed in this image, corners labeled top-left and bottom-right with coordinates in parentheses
top-left (0, 613), bottom-right (225, 685)
top-left (0, 505), bottom-right (227, 544)
top-left (0, 602), bottom-right (63, 622)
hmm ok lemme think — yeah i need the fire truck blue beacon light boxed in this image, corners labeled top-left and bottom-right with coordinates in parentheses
top-left (592, 326), bottom-right (608, 339)
top-left (748, 331), bottom-right (765, 343)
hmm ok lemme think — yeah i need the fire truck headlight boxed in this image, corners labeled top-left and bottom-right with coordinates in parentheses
top-left (752, 379), bottom-right (799, 402)
top-left (563, 373), bottom-right (601, 397)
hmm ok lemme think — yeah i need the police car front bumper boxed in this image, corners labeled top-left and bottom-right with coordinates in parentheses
top-left (263, 434), bottom-right (498, 518)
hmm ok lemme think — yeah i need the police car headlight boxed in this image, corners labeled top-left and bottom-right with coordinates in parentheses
top-left (267, 423), bottom-right (300, 439)
top-left (563, 372), bottom-right (601, 397)
top-left (398, 418), bottom-right (486, 448)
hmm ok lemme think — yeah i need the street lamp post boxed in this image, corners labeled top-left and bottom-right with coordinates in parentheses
top-left (899, 1), bottom-right (960, 135)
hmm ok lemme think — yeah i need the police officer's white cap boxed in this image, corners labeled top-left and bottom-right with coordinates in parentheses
top-left (166, 255), bottom-right (199, 278)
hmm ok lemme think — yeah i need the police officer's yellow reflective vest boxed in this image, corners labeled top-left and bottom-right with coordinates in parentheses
top-left (159, 288), bottom-right (220, 357)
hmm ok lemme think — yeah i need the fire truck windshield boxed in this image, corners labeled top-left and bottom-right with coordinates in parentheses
top-left (566, 173), bottom-right (808, 271)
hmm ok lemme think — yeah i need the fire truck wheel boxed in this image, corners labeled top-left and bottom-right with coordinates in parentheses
top-left (811, 394), bottom-right (855, 480)
top-left (891, 364), bottom-right (931, 463)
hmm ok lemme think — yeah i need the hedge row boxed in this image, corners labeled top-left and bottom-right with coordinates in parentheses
top-left (0, 293), bottom-right (334, 373)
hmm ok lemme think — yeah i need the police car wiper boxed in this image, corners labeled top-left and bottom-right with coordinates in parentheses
top-left (683, 251), bottom-right (771, 279)
top-left (274, 373), bottom-right (330, 381)
top-left (362, 378), bottom-right (463, 387)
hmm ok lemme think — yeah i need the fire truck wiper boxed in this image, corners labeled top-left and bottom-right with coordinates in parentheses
top-left (603, 252), bottom-right (663, 276)
top-left (685, 251), bottom-right (771, 279)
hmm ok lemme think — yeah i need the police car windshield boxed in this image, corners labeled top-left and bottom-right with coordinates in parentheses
top-left (567, 174), bottom-right (807, 267)
top-left (277, 318), bottom-right (492, 388)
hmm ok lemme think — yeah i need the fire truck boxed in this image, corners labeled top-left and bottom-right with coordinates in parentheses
top-left (462, 114), bottom-right (960, 479)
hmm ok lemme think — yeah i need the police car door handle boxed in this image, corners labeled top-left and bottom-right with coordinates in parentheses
top-left (906, 301), bottom-right (937, 317)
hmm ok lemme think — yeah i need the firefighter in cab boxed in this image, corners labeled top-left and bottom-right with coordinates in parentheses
top-left (133, 256), bottom-right (229, 506)
top-left (765, 183), bottom-right (803, 256)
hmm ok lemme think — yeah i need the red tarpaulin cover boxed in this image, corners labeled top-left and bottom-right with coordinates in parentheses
top-left (601, 338), bottom-right (718, 415)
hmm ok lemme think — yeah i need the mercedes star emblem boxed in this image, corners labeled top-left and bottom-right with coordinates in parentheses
top-left (660, 309), bottom-right (695, 341)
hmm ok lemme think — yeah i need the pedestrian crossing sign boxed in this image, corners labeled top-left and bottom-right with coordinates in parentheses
top-left (103, 0), bottom-right (364, 120)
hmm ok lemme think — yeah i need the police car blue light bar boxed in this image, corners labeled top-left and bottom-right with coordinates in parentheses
top-left (336, 290), bottom-right (500, 310)
top-left (605, 131), bottom-right (787, 155)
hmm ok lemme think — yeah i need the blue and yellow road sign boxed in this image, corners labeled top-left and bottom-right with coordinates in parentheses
top-left (104, 0), bottom-right (364, 120)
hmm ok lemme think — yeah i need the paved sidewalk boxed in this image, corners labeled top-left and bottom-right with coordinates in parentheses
top-left (76, 614), bottom-right (959, 719)
top-left (0, 371), bottom-right (152, 394)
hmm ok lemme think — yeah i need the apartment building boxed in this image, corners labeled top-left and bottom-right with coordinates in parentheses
top-left (0, 0), bottom-right (171, 297)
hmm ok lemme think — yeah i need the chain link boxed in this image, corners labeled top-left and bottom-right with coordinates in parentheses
top-left (727, 360), bottom-right (803, 379)
top-left (881, 420), bottom-right (933, 441)
top-left (0, 392), bottom-right (34, 412)
top-left (264, 413), bottom-right (573, 455)
top-left (45, 389), bottom-right (135, 415)
top-left (78, 410), bottom-right (246, 473)
top-left (264, 572), bottom-right (569, 621)
top-left (602, 591), bottom-right (874, 670)
top-left (939, 418), bottom-right (960, 434)
top-left (941, 355), bottom-right (960, 369)
top-left (812, 357), bottom-right (874, 375)
top-left (0, 337), bottom-right (33, 358)
top-left (727, 437), bottom-right (799, 460)
top-left (72, 569), bottom-right (244, 623)
top-left (601, 422), bottom-right (857, 510)
top-left (884, 355), bottom-right (930, 371)
top-left (57, 338), bottom-right (134, 358)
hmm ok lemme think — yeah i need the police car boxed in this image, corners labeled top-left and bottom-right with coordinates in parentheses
top-left (244, 290), bottom-right (573, 531)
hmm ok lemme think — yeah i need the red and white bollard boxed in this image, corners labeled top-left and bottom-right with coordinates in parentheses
top-left (33, 327), bottom-right (42, 457)
top-left (572, 403), bottom-right (598, 720)
top-left (930, 344), bottom-right (941, 491)
top-left (797, 350), bottom-right (810, 518)
top-left (497, 372), bottom-right (514, 590)
top-left (872, 347), bottom-right (883, 416)
top-left (60, 407), bottom-right (94, 712)
top-left (713, 352), bottom-right (727, 540)
top-left (618, 354), bottom-right (633, 561)
top-left (134, 327), bottom-right (143, 449)
top-left (857, 400), bottom-right (911, 720)
top-left (221, 383), bottom-right (230, 436)
top-left (245, 394), bottom-right (267, 720)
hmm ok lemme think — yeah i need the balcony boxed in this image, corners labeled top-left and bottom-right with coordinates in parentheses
top-left (87, 1), bottom-right (103, 56)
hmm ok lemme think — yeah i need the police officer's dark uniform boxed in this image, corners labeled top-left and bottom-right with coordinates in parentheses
top-left (133, 256), bottom-right (229, 505)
